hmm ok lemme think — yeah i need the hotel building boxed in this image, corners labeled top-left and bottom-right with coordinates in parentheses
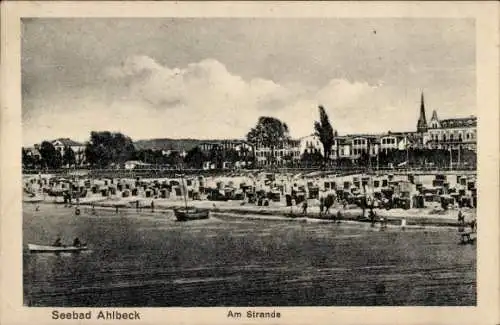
top-left (255, 93), bottom-right (476, 166)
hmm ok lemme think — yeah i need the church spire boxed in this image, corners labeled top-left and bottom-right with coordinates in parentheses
top-left (417, 91), bottom-right (428, 132)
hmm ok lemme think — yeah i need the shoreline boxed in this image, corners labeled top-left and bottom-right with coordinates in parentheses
top-left (24, 196), bottom-right (468, 229)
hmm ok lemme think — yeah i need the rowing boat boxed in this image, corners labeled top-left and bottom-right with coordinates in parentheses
top-left (28, 243), bottom-right (88, 253)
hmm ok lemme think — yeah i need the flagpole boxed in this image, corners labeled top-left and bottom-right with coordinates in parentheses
top-left (449, 147), bottom-right (452, 170)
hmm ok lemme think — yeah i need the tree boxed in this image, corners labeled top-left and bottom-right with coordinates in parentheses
top-left (22, 148), bottom-right (34, 169)
top-left (184, 146), bottom-right (206, 169)
top-left (301, 150), bottom-right (323, 167)
top-left (225, 149), bottom-right (240, 163)
top-left (85, 131), bottom-right (135, 168)
top-left (39, 141), bottom-right (62, 169)
top-left (209, 147), bottom-right (225, 169)
top-left (167, 151), bottom-right (183, 168)
top-left (314, 105), bottom-right (335, 164)
top-left (358, 151), bottom-right (370, 167)
top-left (246, 116), bottom-right (291, 166)
top-left (62, 146), bottom-right (76, 167)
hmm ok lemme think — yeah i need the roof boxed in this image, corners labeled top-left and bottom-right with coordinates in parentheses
top-left (439, 117), bottom-right (477, 129)
top-left (52, 138), bottom-right (84, 147)
top-left (345, 133), bottom-right (386, 138)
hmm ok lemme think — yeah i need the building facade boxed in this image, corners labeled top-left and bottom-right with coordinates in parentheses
top-left (51, 138), bottom-right (86, 165)
top-left (425, 111), bottom-right (477, 151)
top-left (254, 139), bottom-right (301, 166)
top-left (254, 92), bottom-right (476, 167)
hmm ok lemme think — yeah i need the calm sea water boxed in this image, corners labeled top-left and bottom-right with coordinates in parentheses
top-left (23, 203), bottom-right (476, 307)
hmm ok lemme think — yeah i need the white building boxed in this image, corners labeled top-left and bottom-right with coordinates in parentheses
top-left (254, 139), bottom-right (301, 166)
top-left (51, 138), bottom-right (86, 165)
top-left (425, 111), bottom-right (477, 151)
top-left (124, 160), bottom-right (152, 170)
top-left (299, 135), bottom-right (323, 155)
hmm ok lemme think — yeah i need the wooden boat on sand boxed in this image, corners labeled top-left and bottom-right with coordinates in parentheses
top-left (174, 208), bottom-right (210, 221)
top-left (173, 174), bottom-right (210, 222)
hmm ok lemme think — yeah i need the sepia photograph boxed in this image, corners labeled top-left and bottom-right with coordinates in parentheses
top-left (20, 17), bottom-right (479, 307)
top-left (1, 2), bottom-right (499, 324)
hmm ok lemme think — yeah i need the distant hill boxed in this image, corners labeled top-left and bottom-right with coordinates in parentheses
top-left (133, 138), bottom-right (247, 151)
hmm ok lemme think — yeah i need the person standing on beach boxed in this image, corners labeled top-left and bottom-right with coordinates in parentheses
top-left (302, 201), bottom-right (308, 215)
top-left (336, 209), bottom-right (342, 223)
top-left (458, 209), bottom-right (464, 224)
top-left (151, 200), bottom-right (155, 212)
top-left (369, 208), bottom-right (376, 227)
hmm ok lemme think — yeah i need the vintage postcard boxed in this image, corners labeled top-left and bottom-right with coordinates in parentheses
top-left (1, 1), bottom-right (499, 325)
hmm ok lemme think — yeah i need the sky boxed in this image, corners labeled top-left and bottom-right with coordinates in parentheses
top-left (22, 18), bottom-right (475, 146)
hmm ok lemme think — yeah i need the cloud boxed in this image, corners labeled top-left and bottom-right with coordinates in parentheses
top-left (23, 56), bottom-right (396, 145)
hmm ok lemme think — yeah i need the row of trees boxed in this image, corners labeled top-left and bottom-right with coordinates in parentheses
top-left (135, 146), bottom-right (251, 169)
top-left (23, 131), bottom-right (256, 170)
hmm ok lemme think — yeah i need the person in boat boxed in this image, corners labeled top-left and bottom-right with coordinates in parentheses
top-left (53, 237), bottom-right (63, 247)
top-left (72, 237), bottom-right (82, 247)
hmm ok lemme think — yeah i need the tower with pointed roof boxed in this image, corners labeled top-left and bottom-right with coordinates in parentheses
top-left (429, 110), bottom-right (440, 128)
top-left (416, 92), bottom-right (428, 133)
